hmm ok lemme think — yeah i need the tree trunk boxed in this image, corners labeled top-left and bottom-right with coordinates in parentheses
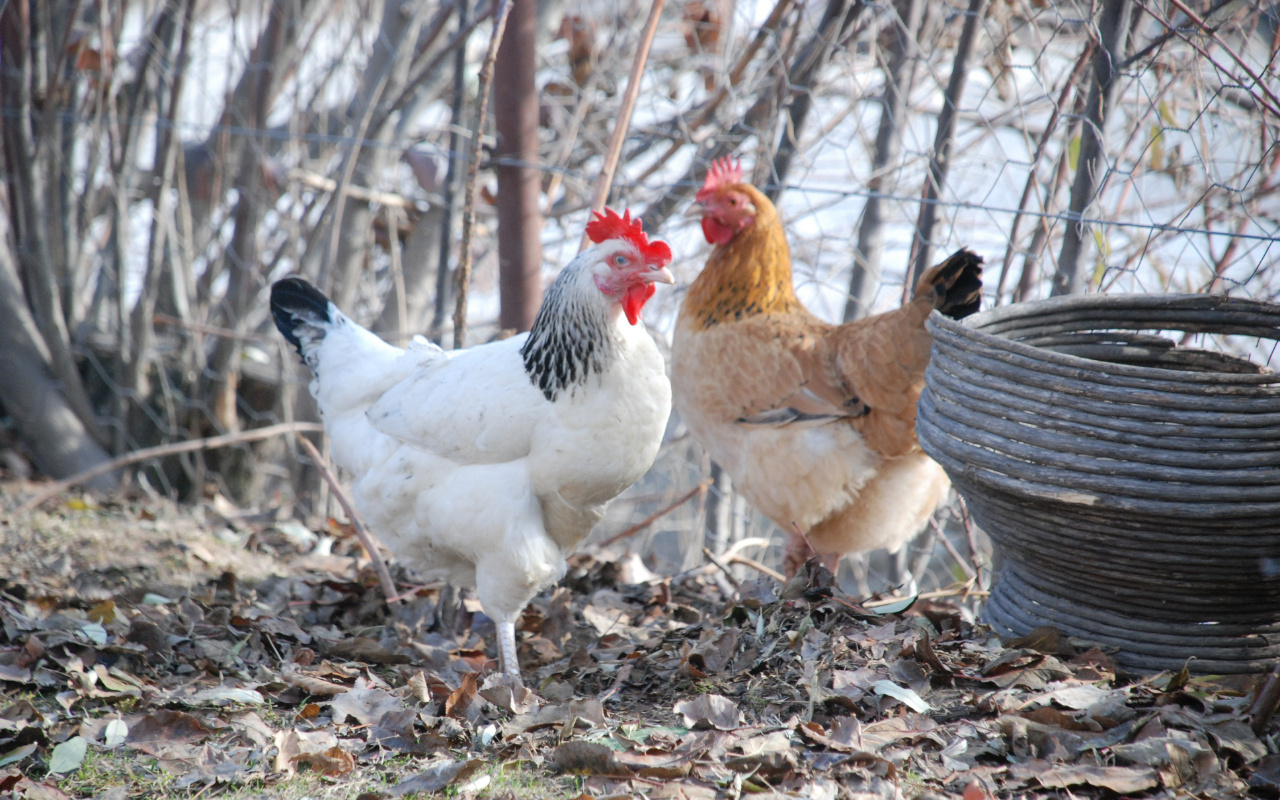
top-left (0, 210), bottom-right (117, 490)
top-left (908, 0), bottom-right (988, 286)
top-left (844, 0), bottom-right (926, 321)
top-left (495, 0), bottom-right (544, 333)
top-left (0, 0), bottom-right (104, 444)
top-left (1051, 0), bottom-right (1134, 296)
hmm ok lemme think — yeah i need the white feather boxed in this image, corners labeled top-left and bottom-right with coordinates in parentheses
top-left (294, 243), bottom-right (672, 632)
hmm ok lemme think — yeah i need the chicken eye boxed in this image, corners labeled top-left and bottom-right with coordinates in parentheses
top-left (728, 198), bottom-right (737, 206)
top-left (613, 254), bottom-right (628, 267)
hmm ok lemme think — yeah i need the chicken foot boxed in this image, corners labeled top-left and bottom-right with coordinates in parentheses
top-left (783, 524), bottom-right (839, 578)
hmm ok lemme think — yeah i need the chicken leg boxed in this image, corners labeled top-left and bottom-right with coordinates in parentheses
top-left (495, 618), bottom-right (521, 687)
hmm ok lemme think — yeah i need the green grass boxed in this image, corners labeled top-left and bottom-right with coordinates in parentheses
top-left (46, 742), bottom-right (589, 800)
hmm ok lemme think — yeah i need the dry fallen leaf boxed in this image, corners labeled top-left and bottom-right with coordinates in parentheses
top-left (1016, 761), bottom-right (1160, 794)
top-left (444, 672), bottom-right (484, 723)
top-left (282, 666), bottom-right (350, 697)
top-left (674, 694), bottom-right (740, 731)
top-left (328, 677), bottom-right (404, 726)
top-left (273, 729), bottom-right (355, 776)
top-left (389, 759), bottom-right (484, 796)
top-left (124, 710), bottom-right (212, 756)
top-left (550, 741), bottom-right (634, 777)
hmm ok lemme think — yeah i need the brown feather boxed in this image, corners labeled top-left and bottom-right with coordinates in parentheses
top-left (672, 179), bottom-right (983, 569)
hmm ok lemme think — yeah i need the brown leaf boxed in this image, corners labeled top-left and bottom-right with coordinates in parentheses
top-left (7, 777), bottom-right (72, 800)
top-left (297, 703), bottom-right (322, 720)
top-left (86, 600), bottom-right (117, 625)
top-left (1003, 625), bottom-right (1076, 656)
top-left (227, 711), bottom-right (275, 747)
top-left (282, 667), bottom-right (350, 697)
top-left (1250, 753), bottom-right (1280, 793)
top-left (324, 637), bottom-right (410, 665)
top-left (273, 729), bottom-right (353, 776)
top-left (674, 694), bottom-right (740, 731)
top-left (407, 671), bottom-right (432, 703)
top-left (479, 675), bottom-right (540, 714)
top-left (916, 631), bottom-right (952, 676)
top-left (724, 731), bottom-right (799, 778)
top-left (1012, 761), bottom-right (1160, 793)
top-left (1208, 718), bottom-right (1267, 764)
top-left (695, 628), bottom-right (739, 673)
top-left (796, 719), bottom-right (894, 779)
top-left (1021, 705), bottom-right (1102, 732)
top-left (614, 749), bottom-right (693, 779)
top-left (550, 741), bottom-right (634, 777)
top-left (125, 710), bottom-right (212, 755)
top-left (502, 698), bottom-right (607, 737)
top-left (444, 672), bottom-right (482, 722)
top-left (305, 745), bottom-right (355, 777)
top-left (389, 759), bottom-right (484, 796)
top-left (328, 678), bottom-right (404, 726)
top-left (856, 715), bottom-right (944, 751)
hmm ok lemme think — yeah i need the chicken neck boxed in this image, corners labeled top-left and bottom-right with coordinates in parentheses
top-left (521, 266), bottom-right (616, 402)
top-left (683, 187), bottom-right (806, 330)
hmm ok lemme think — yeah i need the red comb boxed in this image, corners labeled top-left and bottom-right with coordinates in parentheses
top-left (585, 208), bottom-right (673, 266)
top-left (696, 156), bottom-right (744, 202)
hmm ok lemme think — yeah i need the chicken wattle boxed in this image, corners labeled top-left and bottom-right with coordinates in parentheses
top-left (270, 208), bottom-right (674, 688)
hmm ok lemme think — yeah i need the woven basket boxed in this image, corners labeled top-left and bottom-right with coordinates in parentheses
top-left (918, 294), bottom-right (1280, 674)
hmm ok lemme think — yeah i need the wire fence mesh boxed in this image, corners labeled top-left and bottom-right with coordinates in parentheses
top-left (2, 0), bottom-right (1277, 589)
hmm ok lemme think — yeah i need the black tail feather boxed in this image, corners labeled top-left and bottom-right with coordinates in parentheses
top-left (924, 248), bottom-right (984, 320)
top-left (270, 277), bottom-right (332, 358)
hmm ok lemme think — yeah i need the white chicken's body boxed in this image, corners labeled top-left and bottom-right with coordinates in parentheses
top-left (272, 226), bottom-right (674, 683)
top-left (320, 325), bottom-right (669, 615)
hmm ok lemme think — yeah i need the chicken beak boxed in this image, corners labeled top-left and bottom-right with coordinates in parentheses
top-left (684, 200), bottom-right (707, 219)
top-left (644, 265), bottom-right (676, 285)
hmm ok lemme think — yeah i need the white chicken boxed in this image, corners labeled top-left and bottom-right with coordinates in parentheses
top-left (270, 209), bottom-right (674, 687)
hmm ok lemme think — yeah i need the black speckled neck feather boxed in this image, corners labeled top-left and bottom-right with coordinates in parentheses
top-left (521, 266), bottom-right (614, 402)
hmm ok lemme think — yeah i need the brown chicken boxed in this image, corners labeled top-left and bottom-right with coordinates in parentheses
top-left (671, 157), bottom-right (983, 577)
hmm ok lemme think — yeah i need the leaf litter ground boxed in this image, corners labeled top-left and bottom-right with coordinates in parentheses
top-left (2, 487), bottom-right (1278, 799)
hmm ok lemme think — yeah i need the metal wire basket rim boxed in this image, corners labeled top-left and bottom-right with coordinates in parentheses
top-left (928, 293), bottom-right (1280, 387)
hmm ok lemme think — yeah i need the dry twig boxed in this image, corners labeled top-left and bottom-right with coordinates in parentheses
top-left (632, 0), bottom-right (795, 186)
top-left (453, 0), bottom-right (514, 349)
top-left (18, 421), bottom-right (325, 512)
top-left (296, 436), bottom-right (400, 607)
top-left (726, 552), bottom-right (786, 583)
top-left (598, 479), bottom-right (712, 548)
top-left (578, 0), bottom-right (666, 251)
top-left (702, 546), bottom-right (743, 595)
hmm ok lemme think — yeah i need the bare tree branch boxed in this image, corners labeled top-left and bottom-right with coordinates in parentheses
top-left (845, 0), bottom-right (928, 321)
top-left (766, 0), bottom-right (866, 201)
top-left (578, 0), bottom-right (666, 252)
top-left (1052, 0), bottom-right (1135, 296)
top-left (994, 39), bottom-right (1093, 304)
top-left (18, 421), bottom-right (325, 513)
top-left (908, 0), bottom-right (989, 287)
top-left (454, 0), bottom-right (514, 349)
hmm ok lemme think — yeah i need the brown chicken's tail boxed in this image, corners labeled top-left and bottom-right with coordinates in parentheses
top-left (913, 248), bottom-right (984, 320)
